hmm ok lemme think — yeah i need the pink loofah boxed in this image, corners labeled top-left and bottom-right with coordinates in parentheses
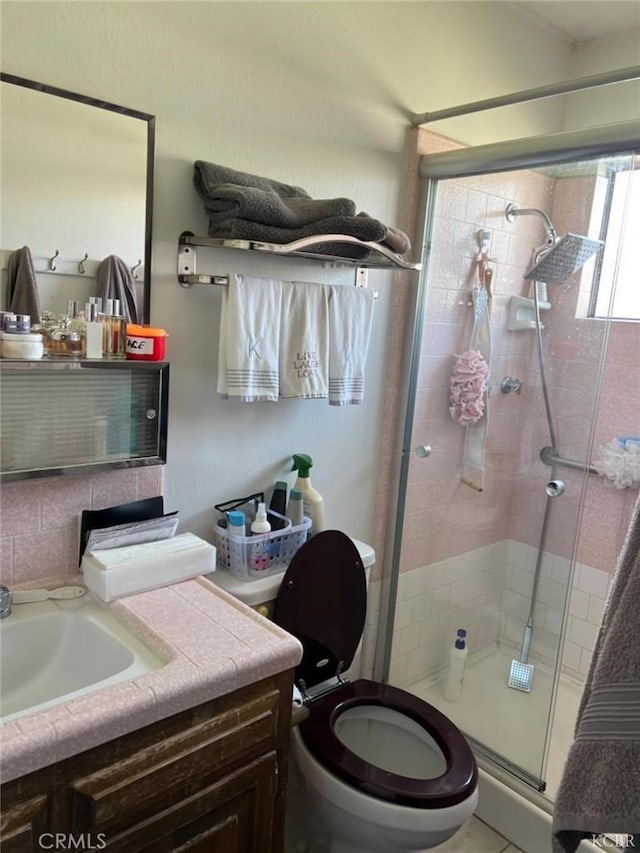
top-left (448, 349), bottom-right (489, 425)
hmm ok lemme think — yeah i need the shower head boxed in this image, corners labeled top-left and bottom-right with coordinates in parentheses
top-left (505, 203), bottom-right (605, 285)
top-left (523, 233), bottom-right (604, 285)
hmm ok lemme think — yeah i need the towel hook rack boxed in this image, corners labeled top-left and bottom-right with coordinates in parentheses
top-left (131, 259), bottom-right (142, 279)
top-left (48, 249), bottom-right (60, 271)
top-left (78, 253), bottom-right (89, 275)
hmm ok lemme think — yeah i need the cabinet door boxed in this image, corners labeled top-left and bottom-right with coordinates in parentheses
top-left (104, 751), bottom-right (277, 853)
top-left (0, 360), bottom-right (168, 481)
top-left (0, 793), bottom-right (49, 852)
top-left (69, 688), bottom-right (279, 838)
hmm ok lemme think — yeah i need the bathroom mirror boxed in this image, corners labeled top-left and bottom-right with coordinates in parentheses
top-left (0, 73), bottom-right (155, 322)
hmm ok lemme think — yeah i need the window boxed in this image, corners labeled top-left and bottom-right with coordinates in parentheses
top-left (591, 158), bottom-right (640, 320)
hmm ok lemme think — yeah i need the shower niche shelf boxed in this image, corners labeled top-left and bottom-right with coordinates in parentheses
top-left (507, 295), bottom-right (551, 331)
top-left (177, 232), bottom-right (421, 288)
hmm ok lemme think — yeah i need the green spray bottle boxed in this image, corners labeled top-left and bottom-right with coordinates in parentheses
top-left (291, 453), bottom-right (325, 535)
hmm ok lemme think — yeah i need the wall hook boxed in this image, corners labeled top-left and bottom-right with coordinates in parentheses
top-left (478, 228), bottom-right (492, 255)
top-left (131, 259), bottom-right (142, 279)
top-left (48, 249), bottom-right (60, 271)
top-left (78, 253), bottom-right (89, 275)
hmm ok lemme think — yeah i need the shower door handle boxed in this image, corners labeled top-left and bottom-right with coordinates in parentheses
top-left (415, 445), bottom-right (432, 458)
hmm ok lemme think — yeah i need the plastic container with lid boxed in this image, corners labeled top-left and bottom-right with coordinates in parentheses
top-left (0, 331), bottom-right (44, 360)
top-left (126, 324), bottom-right (168, 361)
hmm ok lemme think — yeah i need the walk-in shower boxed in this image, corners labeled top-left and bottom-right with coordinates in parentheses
top-left (503, 203), bottom-right (605, 693)
top-left (380, 131), bottom-right (639, 810)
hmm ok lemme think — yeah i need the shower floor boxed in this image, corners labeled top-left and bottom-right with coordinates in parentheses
top-left (408, 644), bottom-right (583, 799)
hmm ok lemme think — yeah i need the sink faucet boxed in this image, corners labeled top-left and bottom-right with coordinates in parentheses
top-left (0, 586), bottom-right (12, 619)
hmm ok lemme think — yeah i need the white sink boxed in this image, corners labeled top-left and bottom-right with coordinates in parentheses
top-left (0, 594), bottom-right (164, 722)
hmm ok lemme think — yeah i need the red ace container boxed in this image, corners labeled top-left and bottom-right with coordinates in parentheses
top-left (125, 324), bottom-right (168, 361)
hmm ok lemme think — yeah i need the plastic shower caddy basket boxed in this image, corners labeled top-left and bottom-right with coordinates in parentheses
top-left (214, 513), bottom-right (311, 580)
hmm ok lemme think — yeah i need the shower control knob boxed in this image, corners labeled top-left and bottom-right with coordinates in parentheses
top-left (501, 377), bottom-right (522, 395)
top-left (415, 445), bottom-right (432, 458)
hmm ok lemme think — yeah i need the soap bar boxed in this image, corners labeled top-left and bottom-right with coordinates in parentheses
top-left (81, 532), bottom-right (216, 602)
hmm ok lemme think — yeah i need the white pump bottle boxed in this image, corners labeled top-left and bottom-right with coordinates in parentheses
top-left (443, 628), bottom-right (468, 702)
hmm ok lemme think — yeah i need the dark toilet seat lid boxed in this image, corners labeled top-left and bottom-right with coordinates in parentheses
top-left (299, 679), bottom-right (478, 809)
top-left (273, 530), bottom-right (366, 690)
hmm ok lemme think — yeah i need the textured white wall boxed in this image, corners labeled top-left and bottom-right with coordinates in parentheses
top-left (1, 0), bottom-right (626, 549)
top-left (564, 32), bottom-right (640, 130)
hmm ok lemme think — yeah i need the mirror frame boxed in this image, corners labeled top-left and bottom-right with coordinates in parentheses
top-left (0, 72), bottom-right (155, 322)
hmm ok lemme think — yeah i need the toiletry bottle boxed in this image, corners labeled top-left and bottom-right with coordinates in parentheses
top-left (107, 298), bottom-right (126, 360)
top-left (46, 315), bottom-right (83, 358)
top-left (268, 481), bottom-right (288, 530)
top-left (83, 302), bottom-right (103, 359)
top-left (227, 510), bottom-right (246, 537)
top-left (291, 453), bottom-right (325, 535)
top-left (99, 299), bottom-right (114, 356)
top-left (286, 488), bottom-right (305, 527)
top-left (443, 629), bottom-right (468, 702)
top-left (250, 502), bottom-right (271, 534)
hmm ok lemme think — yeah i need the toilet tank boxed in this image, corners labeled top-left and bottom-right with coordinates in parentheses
top-left (209, 537), bottom-right (375, 619)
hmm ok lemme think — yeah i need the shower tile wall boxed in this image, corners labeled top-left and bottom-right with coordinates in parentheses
top-left (387, 128), bottom-right (639, 689)
top-left (0, 467), bottom-right (164, 588)
top-left (390, 538), bottom-right (611, 687)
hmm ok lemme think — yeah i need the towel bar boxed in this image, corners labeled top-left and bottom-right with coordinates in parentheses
top-left (177, 232), bottom-right (420, 291)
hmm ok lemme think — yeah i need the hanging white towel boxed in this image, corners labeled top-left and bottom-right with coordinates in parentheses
top-left (327, 285), bottom-right (374, 406)
top-left (279, 281), bottom-right (329, 399)
top-left (217, 274), bottom-right (282, 402)
top-left (461, 261), bottom-right (492, 491)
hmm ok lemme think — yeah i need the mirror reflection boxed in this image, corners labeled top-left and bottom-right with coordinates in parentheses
top-left (0, 74), bottom-right (154, 324)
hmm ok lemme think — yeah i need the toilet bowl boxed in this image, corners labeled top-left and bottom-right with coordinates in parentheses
top-left (272, 530), bottom-right (478, 853)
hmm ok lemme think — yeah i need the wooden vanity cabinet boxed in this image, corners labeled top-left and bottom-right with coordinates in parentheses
top-left (0, 671), bottom-right (294, 852)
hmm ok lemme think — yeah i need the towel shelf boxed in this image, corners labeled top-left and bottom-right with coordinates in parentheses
top-left (177, 232), bottom-right (421, 289)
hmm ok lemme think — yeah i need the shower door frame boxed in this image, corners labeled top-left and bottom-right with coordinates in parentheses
top-left (379, 120), bottom-right (640, 789)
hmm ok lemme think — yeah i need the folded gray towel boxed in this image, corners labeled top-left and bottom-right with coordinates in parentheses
top-left (96, 255), bottom-right (140, 323)
top-left (195, 160), bottom-right (309, 200)
top-left (208, 214), bottom-right (388, 260)
top-left (552, 491), bottom-right (640, 852)
top-left (203, 185), bottom-right (357, 228)
top-left (6, 246), bottom-right (41, 323)
top-left (195, 161), bottom-right (412, 259)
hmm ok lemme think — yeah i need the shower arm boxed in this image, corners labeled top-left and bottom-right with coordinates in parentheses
top-left (505, 203), bottom-right (558, 244)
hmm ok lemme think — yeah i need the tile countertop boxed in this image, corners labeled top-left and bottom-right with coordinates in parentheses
top-left (0, 576), bottom-right (303, 783)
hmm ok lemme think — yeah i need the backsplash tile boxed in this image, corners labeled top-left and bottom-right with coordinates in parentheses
top-left (0, 467), bottom-right (164, 587)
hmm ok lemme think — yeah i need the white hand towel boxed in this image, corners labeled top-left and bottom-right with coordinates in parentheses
top-left (327, 285), bottom-right (374, 406)
top-left (279, 281), bottom-right (329, 399)
top-left (218, 274), bottom-right (282, 402)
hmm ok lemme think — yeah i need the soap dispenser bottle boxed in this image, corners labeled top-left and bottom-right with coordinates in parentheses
top-left (443, 628), bottom-right (468, 702)
top-left (291, 453), bottom-right (325, 535)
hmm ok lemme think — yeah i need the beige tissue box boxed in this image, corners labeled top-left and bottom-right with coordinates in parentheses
top-left (81, 533), bottom-right (216, 602)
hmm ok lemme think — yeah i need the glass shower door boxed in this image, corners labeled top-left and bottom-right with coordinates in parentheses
top-left (384, 150), bottom-right (627, 789)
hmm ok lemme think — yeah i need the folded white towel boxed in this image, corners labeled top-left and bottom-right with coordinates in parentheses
top-left (327, 285), bottom-right (374, 406)
top-left (218, 274), bottom-right (282, 402)
top-left (279, 281), bottom-right (329, 399)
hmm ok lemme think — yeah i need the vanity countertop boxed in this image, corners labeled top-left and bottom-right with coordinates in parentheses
top-left (0, 576), bottom-right (302, 783)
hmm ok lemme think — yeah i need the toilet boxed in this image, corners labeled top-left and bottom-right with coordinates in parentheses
top-left (212, 530), bottom-right (478, 853)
